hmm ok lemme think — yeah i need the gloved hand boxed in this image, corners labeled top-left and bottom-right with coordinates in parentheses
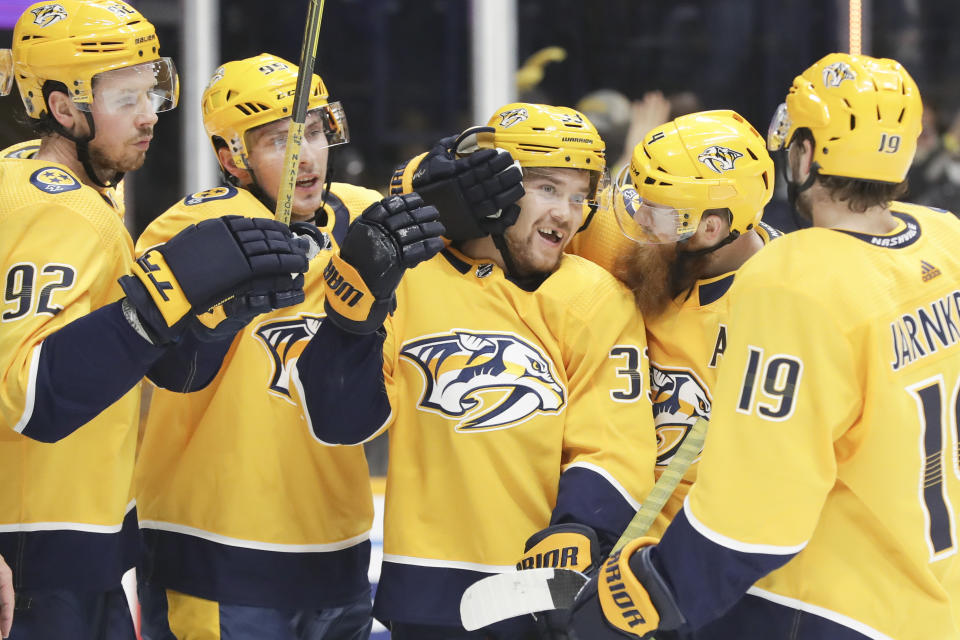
top-left (518, 523), bottom-right (600, 639)
top-left (408, 129), bottom-right (525, 242)
top-left (568, 537), bottom-right (685, 640)
top-left (322, 193), bottom-right (444, 334)
top-left (119, 215), bottom-right (309, 345)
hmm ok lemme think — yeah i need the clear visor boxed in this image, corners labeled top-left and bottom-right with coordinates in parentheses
top-left (79, 57), bottom-right (179, 114)
top-left (608, 165), bottom-right (697, 244)
top-left (523, 167), bottom-right (610, 225)
top-left (0, 49), bottom-right (13, 97)
top-left (766, 102), bottom-right (792, 151)
top-left (253, 103), bottom-right (351, 156)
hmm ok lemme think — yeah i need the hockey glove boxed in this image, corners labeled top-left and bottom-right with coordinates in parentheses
top-left (518, 523), bottom-right (601, 639)
top-left (568, 537), bottom-right (685, 640)
top-left (323, 193), bottom-right (444, 334)
top-left (405, 129), bottom-right (524, 242)
top-left (120, 215), bottom-right (309, 345)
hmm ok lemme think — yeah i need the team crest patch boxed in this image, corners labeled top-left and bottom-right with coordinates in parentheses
top-left (30, 4), bottom-right (67, 27)
top-left (822, 61), bottom-right (856, 88)
top-left (698, 145), bottom-right (743, 174)
top-left (400, 330), bottom-right (566, 431)
top-left (498, 108), bottom-right (528, 128)
top-left (650, 364), bottom-right (711, 466)
top-left (254, 313), bottom-right (323, 401)
top-left (30, 167), bottom-right (80, 193)
top-left (183, 185), bottom-right (238, 206)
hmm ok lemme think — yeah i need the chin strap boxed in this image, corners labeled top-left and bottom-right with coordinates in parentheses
top-left (779, 147), bottom-right (816, 228)
top-left (53, 111), bottom-right (123, 189)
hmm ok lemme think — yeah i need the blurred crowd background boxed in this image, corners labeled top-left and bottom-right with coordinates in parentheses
top-left (3, 0), bottom-right (960, 237)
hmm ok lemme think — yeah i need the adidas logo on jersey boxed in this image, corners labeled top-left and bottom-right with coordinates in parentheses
top-left (922, 260), bottom-right (941, 282)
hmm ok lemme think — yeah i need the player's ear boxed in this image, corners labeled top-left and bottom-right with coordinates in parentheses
top-left (217, 146), bottom-right (250, 184)
top-left (698, 209), bottom-right (730, 244)
top-left (47, 90), bottom-right (84, 135)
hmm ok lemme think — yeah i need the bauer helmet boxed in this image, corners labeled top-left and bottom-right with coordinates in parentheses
top-left (611, 109), bottom-right (774, 244)
top-left (3, 0), bottom-right (178, 118)
top-left (201, 53), bottom-right (348, 170)
top-left (766, 52), bottom-right (921, 183)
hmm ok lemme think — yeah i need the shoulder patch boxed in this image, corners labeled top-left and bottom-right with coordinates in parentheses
top-left (183, 185), bottom-right (238, 206)
top-left (30, 167), bottom-right (81, 194)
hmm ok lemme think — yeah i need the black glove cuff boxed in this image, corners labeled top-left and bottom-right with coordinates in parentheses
top-left (118, 274), bottom-right (183, 346)
top-left (323, 296), bottom-right (396, 335)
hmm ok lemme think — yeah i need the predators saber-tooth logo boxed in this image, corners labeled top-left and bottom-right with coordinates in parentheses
top-left (31, 4), bottom-right (67, 27)
top-left (400, 330), bottom-right (566, 431)
top-left (254, 314), bottom-right (323, 401)
top-left (650, 364), bottom-right (711, 466)
top-left (498, 108), bottom-right (529, 128)
top-left (698, 145), bottom-right (743, 174)
top-left (822, 61), bottom-right (856, 88)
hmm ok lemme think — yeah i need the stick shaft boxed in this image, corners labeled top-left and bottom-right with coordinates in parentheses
top-left (275, 0), bottom-right (326, 224)
top-left (612, 417), bottom-right (708, 552)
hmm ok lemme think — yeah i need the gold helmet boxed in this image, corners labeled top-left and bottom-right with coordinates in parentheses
top-left (612, 110), bottom-right (774, 244)
top-left (4, 0), bottom-right (178, 118)
top-left (767, 52), bottom-right (922, 183)
top-left (479, 102), bottom-right (605, 180)
top-left (201, 53), bottom-right (348, 170)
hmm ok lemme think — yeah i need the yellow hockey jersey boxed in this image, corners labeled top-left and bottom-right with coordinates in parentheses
top-left (305, 248), bottom-right (658, 627)
top-left (656, 203), bottom-right (960, 638)
top-left (134, 182), bottom-right (380, 608)
top-left (0, 155), bottom-right (140, 590)
top-left (645, 223), bottom-right (779, 535)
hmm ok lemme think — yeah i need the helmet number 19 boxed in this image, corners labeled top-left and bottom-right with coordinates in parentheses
top-left (879, 133), bottom-right (902, 153)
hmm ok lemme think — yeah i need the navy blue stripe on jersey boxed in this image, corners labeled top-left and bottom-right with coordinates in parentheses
top-left (18, 300), bottom-right (165, 442)
top-left (551, 466), bottom-right (639, 556)
top-left (147, 327), bottom-right (235, 393)
top-left (835, 211), bottom-right (921, 249)
top-left (296, 319), bottom-right (389, 444)
top-left (692, 592), bottom-right (884, 640)
top-left (374, 561), bottom-right (504, 628)
top-left (323, 191), bottom-right (351, 247)
top-left (441, 249), bottom-right (472, 274)
top-left (0, 505), bottom-right (139, 591)
top-left (652, 509), bottom-right (794, 632)
top-left (139, 528), bottom-right (371, 610)
top-left (698, 274), bottom-right (735, 307)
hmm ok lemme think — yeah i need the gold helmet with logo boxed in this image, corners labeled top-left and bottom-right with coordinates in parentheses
top-left (4, 0), bottom-right (177, 117)
top-left (766, 52), bottom-right (922, 183)
top-left (612, 110), bottom-right (773, 244)
top-left (201, 53), bottom-right (348, 170)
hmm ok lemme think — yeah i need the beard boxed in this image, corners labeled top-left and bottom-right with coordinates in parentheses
top-left (88, 129), bottom-right (152, 178)
top-left (616, 242), bottom-right (712, 318)
top-left (503, 231), bottom-right (565, 281)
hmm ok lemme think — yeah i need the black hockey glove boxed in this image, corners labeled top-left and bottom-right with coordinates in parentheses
top-left (119, 215), bottom-right (309, 346)
top-left (409, 129), bottom-right (524, 242)
top-left (518, 523), bottom-right (601, 640)
top-left (323, 193), bottom-right (444, 334)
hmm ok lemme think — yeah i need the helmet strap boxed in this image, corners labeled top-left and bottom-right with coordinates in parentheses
top-left (778, 147), bottom-right (817, 228)
top-left (491, 232), bottom-right (547, 291)
top-left (51, 109), bottom-right (123, 189)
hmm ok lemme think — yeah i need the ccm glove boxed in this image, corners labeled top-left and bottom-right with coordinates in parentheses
top-left (519, 524), bottom-right (600, 639)
top-left (407, 130), bottom-right (524, 241)
top-left (568, 538), bottom-right (685, 640)
top-left (323, 193), bottom-right (444, 334)
top-left (120, 215), bottom-right (309, 345)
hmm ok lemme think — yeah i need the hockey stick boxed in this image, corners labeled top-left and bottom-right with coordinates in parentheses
top-left (275, 0), bottom-right (326, 225)
top-left (460, 417), bottom-right (709, 631)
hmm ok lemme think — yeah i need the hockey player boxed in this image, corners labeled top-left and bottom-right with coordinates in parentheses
top-left (568, 53), bottom-right (960, 640)
top-left (134, 54), bottom-right (436, 640)
top-left (294, 103), bottom-right (659, 638)
top-left (0, 3), bottom-right (308, 638)
top-left (570, 110), bottom-right (777, 534)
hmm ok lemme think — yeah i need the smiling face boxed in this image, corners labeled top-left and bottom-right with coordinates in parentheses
top-left (244, 110), bottom-right (331, 220)
top-left (503, 167), bottom-right (591, 279)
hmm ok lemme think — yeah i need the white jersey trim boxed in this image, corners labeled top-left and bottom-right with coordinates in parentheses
top-left (12, 343), bottom-right (43, 434)
top-left (683, 495), bottom-right (807, 555)
top-left (0, 500), bottom-right (135, 534)
top-left (383, 554), bottom-right (515, 574)
top-left (746, 587), bottom-right (895, 640)
top-left (562, 461), bottom-right (642, 511)
top-left (138, 520), bottom-right (371, 553)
